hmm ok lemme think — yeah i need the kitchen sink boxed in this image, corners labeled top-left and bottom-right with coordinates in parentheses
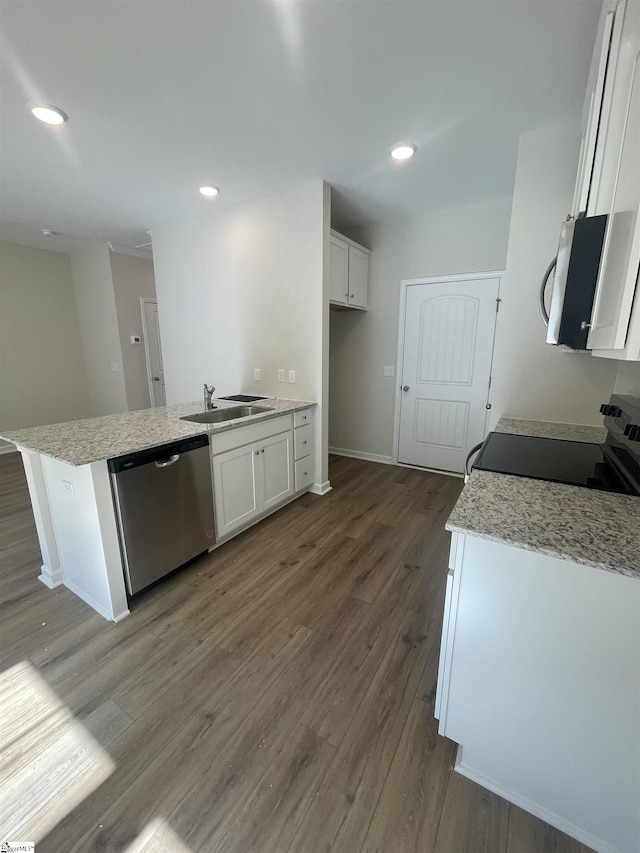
top-left (218, 394), bottom-right (269, 403)
top-left (180, 405), bottom-right (273, 424)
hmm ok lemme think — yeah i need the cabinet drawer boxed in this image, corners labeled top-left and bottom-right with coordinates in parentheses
top-left (294, 408), bottom-right (313, 428)
top-left (210, 414), bottom-right (292, 456)
top-left (295, 455), bottom-right (314, 492)
top-left (294, 423), bottom-right (313, 460)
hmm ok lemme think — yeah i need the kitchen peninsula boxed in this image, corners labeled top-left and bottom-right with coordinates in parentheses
top-left (1, 397), bottom-right (317, 622)
top-left (436, 417), bottom-right (640, 853)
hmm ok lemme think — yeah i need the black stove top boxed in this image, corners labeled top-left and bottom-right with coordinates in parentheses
top-left (473, 432), bottom-right (639, 496)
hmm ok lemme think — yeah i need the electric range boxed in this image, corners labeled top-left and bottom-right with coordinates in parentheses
top-left (471, 394), bottom-right (640, 497)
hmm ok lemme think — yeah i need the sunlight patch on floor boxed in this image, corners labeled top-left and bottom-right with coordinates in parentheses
top-left (122, 817), bottom-right (194, 853)
top-left (0, 660), bottom-right (115, 842)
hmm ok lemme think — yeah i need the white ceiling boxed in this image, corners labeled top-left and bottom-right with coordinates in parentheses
top-left (0, 0), bottom-right (602, 251)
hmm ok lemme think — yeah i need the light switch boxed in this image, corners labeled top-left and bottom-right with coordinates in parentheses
top-left (130, 335), bottom-right (141, 344)
top-left (288, 370), bottom-right (296, 383)
top-left (278, 369), bottom-right (285, 382)
top-left (384, 365), bottom-right (395, 377)
top-left (254, 368), bottom-right (261, 381)
top-left (62, 480), bottom-right (75, 496)
top-left (111, 362), bottom-right (120, 372)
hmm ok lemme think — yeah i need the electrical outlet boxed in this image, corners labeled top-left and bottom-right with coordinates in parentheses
top-left (62, 480), bottom-right (75, 496)
top-left (254, 368), bottom-right (261, 381)
top-left (384, 365), bottom-right (395, 377)
top-left (278, 369), bottom-right (285, 382)
top-left (288, 370), bottom-right (296, 383)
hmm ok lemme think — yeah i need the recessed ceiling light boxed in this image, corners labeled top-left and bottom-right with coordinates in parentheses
top-left (31, 105), bottom-right (68, 125)
top-left (39, 229), bottom-right (58, 237)
top-left (390, 142), bottom-right (417, 161)
top-left (199, 185), bottom-right (220, 198)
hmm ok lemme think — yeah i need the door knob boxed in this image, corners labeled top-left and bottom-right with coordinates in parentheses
top-left (153, 376), bottom-right (160, 381)
top-left (402, 385), bottom-right (410, 392)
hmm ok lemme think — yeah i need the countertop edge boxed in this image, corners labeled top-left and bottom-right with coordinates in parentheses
top-left (444, 521), bottom-right (639, 580)
top-left (1, 398), bottom-right (317, 467)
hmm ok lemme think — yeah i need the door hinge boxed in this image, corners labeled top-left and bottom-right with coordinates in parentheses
top-left (496, 298), bottom-right (502, 312)
top-left (488, 375), bottom-right (492, 390)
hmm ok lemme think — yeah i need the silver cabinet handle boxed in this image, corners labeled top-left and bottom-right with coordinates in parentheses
top-left (402, 385), bottom-right (410, 392)
top-left (154, 454), bottom-right (180, 468)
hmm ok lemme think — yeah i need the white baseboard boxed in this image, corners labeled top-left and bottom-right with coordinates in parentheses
top-left (39, 563), bottom-right (64, 588)
top-left (328, 447), bottom-right (395, 465)
top-left (454, 749), bottom-right (617, 853)
top-left (308, 480), bottom-right (332, 496)
top-left (0, 443), bottom-right (17, 455)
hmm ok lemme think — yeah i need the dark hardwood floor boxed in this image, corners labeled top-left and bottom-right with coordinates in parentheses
top-left (0, 451), bottom-right (594, 852)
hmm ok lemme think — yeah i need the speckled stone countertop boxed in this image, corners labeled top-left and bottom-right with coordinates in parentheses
top-left (0, 397), bottom-right (316, 467)
top-left (446, 417), bottom-right (639, 579)
top-left (495, 417), bottom-right (607, 444)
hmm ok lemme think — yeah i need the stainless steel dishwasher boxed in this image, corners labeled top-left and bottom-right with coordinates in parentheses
top-left (108, 435), bottom-right (215, 596)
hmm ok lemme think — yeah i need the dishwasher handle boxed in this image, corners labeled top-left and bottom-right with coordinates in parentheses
top-left (154, 454), bottom-right (180, 468)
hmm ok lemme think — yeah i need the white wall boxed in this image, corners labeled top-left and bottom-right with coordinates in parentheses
top-left (0, 241), bottom-right (90, 450)
top-left (68, 241), bottom-right (128, 416)
top-left (151, 181), bottom-right (329, 487)
top-left (109, 250), bottom-right (157, 412)
top-left (489, 124), bottom-right (619, 428)
top-left (329, 197), bottom-right (513, 459)
top-left (615, 362), bottom-right (640, 396)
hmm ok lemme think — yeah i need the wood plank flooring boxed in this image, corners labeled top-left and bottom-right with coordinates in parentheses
top-left (0, 450), bottom-right (595, 853)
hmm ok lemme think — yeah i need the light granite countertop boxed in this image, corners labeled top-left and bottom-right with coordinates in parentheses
top-left (447, 417), bottom-right (639, 579)
top-left (495, 417), bottom-right (606, 444)
top-left (0, 397), bottom-right (316, 467)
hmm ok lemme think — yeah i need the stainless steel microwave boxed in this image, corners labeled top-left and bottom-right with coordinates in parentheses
top-left (540, 214), bottom-right (607, 350)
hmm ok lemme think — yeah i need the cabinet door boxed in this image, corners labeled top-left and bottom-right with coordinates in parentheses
top-left (588, 49), bottom-right (640, 350)
top-left (259, 431), bottom-right (294, 512)
top-left (329, 235), bottom-right (349, 304)
top-left (347, 245), bottom-right (369, 309)
top-left (573, 8), bottom-right (618, 216)
top-left (212, 443), bottom-right (260, 539)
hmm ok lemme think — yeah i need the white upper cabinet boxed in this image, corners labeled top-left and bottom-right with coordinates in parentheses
top-left (580, 0), bottom-right (640, 359)
top-left (329, 230), bottom-right (370, 310)
top-left (329, 234), bottom-right (349, 303)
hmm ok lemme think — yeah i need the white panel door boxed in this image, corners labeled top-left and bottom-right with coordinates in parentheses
top-left (398, 277), bottom-right (499, 472)
top-left (141, 298), bottom-right (166, 407)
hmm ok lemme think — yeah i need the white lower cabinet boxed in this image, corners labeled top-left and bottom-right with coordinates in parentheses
top-left (293, 408), bottom-right (314, 492)
top-left (436, 533), bottom-right (640, 853)
top-left (260, 430), bottom-right (294, 512)
top-left (211, 410), bottom-right (314, 541)
top-left (212, 420), bottom-right (294, 540)
top-left (212, 442), bottom-right (261, 538)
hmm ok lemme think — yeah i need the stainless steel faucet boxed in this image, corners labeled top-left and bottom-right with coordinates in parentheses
top-left (203, 383), bottom-right (216, 410)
